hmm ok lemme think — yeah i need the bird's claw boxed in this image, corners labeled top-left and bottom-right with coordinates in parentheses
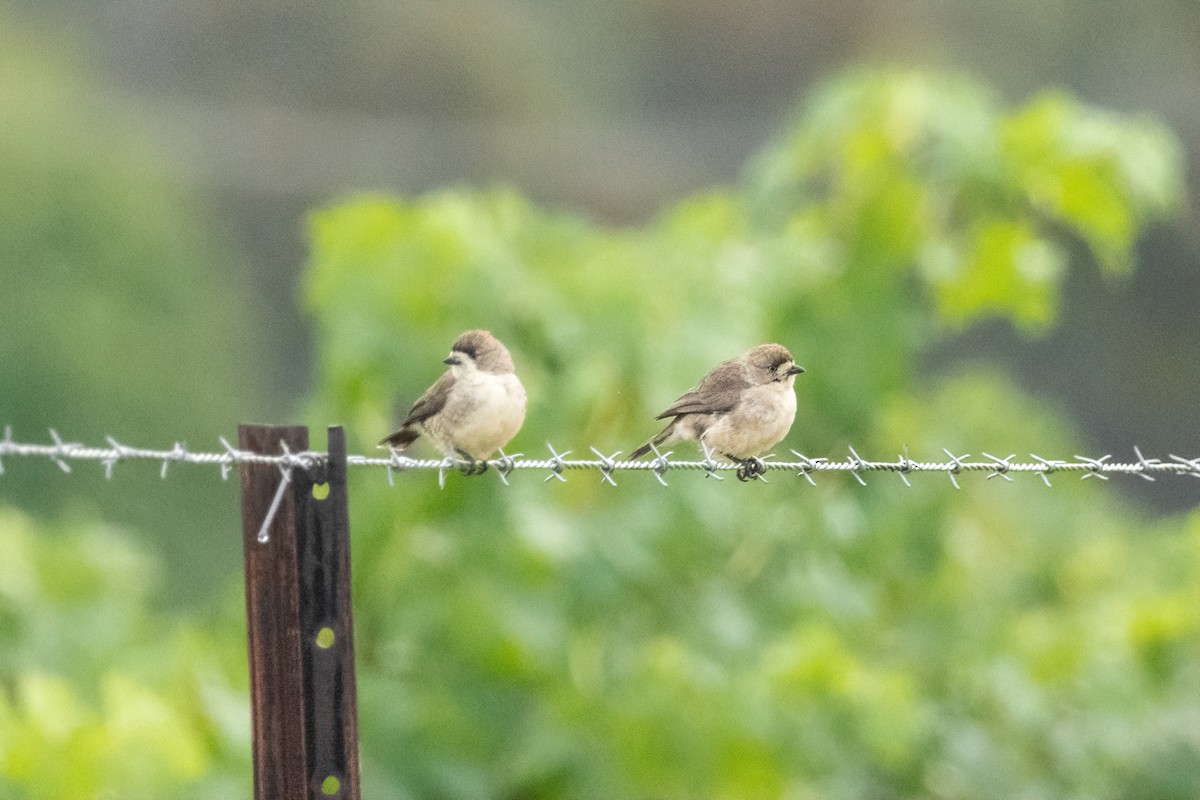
top-left (455, 450), bottom-right (489, 475)
top-left (733, 456), bottom-right (766, 482)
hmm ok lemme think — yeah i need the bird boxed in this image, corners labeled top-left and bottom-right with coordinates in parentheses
top-left (379, 330), bottom-right (526, 473)
top-left (630, 343), bottom-right (804, 480)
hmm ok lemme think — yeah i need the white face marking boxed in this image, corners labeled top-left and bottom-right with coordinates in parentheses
top-left (448, 352), bottom-right (478, 377)
top-left (772, 360), bottom-right (801, 386)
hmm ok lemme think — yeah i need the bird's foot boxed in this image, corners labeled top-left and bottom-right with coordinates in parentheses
top-left (455, 450), bottom-right (489, 475)
top-left (732, 456), bottom-right (767, 482)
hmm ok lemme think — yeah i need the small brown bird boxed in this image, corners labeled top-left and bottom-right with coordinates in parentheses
top-left (380, 330), bottom-right (526, 472)
top-left (631, 343), bottom-right (804, 480)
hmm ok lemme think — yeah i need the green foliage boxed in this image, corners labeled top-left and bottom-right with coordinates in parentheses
top-left (302, 71), bottom-right (1197, 798)
top-left (1, 60), bottom-right (1192, 799)
top-left (0, 7), bottom-right (269, 601)
top-left (749, 71), bottom-right (1182, 329)
top-left (0, 507), bottom-right (251, 800)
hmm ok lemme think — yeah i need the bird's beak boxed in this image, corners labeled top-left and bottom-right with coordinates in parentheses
top-left (788, 365), bottom-right (805, 375)
top-left (443, 355), bottom-right (461, 366)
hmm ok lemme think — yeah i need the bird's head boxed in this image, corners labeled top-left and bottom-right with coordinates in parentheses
top-left (745, 343), bottom-right (804, 385)
top-left (443, 329), bottom-right (516, 375)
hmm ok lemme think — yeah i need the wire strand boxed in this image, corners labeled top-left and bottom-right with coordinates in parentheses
top-left (2, 427), bottom-right (1197, 487)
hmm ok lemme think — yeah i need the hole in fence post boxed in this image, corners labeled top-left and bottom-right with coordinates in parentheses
top-left (312, 482), bottom-right (330, 500)
top-left (315, 626), bottom-right (336, 649)
top-left (320, 774), bottom-right (341, 795)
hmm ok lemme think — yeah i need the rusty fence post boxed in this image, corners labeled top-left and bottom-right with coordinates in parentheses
top-left (238, 424), bottom-right (361, 800)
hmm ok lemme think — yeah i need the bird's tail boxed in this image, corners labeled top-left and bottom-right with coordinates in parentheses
top-left (629, 421), bottom-right (675, 460)
top-left (379, 426), bottom-right (420, 451)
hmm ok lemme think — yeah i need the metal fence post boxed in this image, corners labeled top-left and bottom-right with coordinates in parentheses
top-left (239, 424), bottom-right (361, 800)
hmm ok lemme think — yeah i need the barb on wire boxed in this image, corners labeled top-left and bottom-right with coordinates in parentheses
top-left (591, 447), bottom-right (620, 487)
top-left (544, 443), bottom-right (571, 484)
top-left (896, 452), bottom-right (913, 488)
top-left (436, 456), bottom-right (455, 490)
top-left (790, 450), bottom-right (822, 487)
top-left (2, 429), bottom-right (1200, 488)
top-left (1132, 446), bottom-right (1158, 482)
top-left (104, 435), bottom-right (132, 480)
top-left (943, 448), bottom-right (968, 489)
top-left (846, 445), bottom-right (868, 486)
top-left (1074, 453), bottom-right (1109, 481)
top-left (1029, 454), bottom-right (1061, 487)
top-left (647, 442), bottom-right (671, 487)
top-left (982, 452), bottom-right (1016, 482)
top-left (493, 448), bottom-right (521, 486)
top-left (1169, 454), bottom-right (1200, 479)
top-left (0, 425), bottom-right (11, 476)
top-left (218, 436), bottom-right (241, 481)
top-left (48, 429), bottom-right (73, 474)
top-left (700, 441), bottom-right (724, 481)
top-left (161, 441), bottom-right (188, 480)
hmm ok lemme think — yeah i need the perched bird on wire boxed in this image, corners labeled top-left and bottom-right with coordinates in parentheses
top-left (379, 330), bottom-right (526, 473)
top-left (630, 343), bottom-right (804, 480)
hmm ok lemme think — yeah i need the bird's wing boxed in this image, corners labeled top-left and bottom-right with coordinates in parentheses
top-left (654, 358), bottom-right (748, 419)
top-left (400, 370), bottom-right (456, 427)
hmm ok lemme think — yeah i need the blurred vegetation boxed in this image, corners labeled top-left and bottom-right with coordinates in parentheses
top-left (2, 64), bottom-right (1197, 797)
top-left (0, 8), bottom-right (270, 600)
top-left (300, 72), bottom-right (1197, 798)
top-left (0, 508), bottom-right (251, 800)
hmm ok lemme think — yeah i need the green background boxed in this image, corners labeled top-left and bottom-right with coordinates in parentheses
top-left (1, 2), bottom-right (1198, 797)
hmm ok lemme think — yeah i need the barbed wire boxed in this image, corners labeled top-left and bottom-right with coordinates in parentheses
top-left (3, 426), bottom-right (1198, 489)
